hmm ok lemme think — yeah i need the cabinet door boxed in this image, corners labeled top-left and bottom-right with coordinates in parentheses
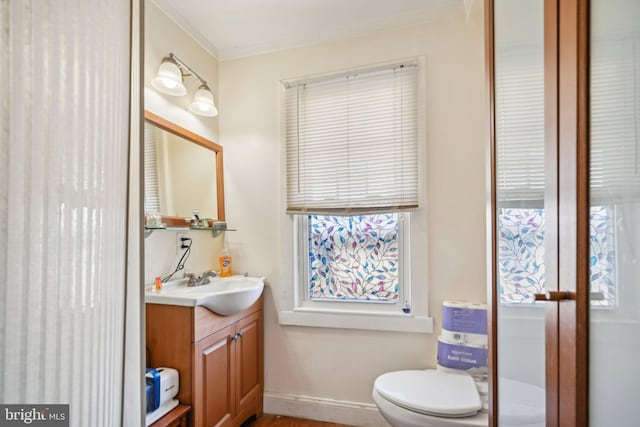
top-left (194, 325), bottom-right (235, 427)
top-left (234, 311), bottom-right (263, 416)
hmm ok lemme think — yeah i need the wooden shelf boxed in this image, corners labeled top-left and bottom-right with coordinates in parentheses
top-left (150, 404), bottom-right (190, 427)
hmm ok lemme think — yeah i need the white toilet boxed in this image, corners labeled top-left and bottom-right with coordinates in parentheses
top-left (372, 370), bottom-right (488, 427)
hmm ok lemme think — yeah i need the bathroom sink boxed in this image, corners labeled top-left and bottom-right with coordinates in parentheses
top-left (145, 275), bottom-right (265, 316)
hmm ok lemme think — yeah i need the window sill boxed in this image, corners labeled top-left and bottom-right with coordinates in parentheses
top-left (278, 308), bottom-right (433, 333)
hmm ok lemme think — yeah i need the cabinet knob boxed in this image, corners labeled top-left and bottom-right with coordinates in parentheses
top-left (231, 333), bottom-right (242, 341)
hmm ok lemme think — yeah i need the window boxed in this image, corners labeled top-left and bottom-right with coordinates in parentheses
top-left (498, 207), bottom-right (617, 306)
top-left (287, 212), bottom-right (425, 332)
top-left (495, 38), bottom-right (640, 307)
top-left (144, 123), bottom-right (161, 214)
top-left (280, 59), bottom-right (431, 333)
top-left (307, 213), bottom-right (402, 303)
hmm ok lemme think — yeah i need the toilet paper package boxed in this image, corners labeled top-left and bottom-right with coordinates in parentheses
top-left (440, 329), bottom-right (488, 347)
top-left (437, 337), bottom-right (488, 373)
top-left (442, 301), bottom-right (487, 335)
top-left (436, 363), bottom-right (488, 379)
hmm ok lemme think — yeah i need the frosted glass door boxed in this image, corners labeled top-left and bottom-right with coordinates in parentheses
top-left (494, 1), bottom-right (547, 425)
top-left (589, 1), bottom-right (640, 425)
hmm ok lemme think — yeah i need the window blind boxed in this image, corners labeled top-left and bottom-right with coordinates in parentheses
top-left (284, 62), bottom-right (418, 213)
top-left (496, 39), bottom-right (640, 206)
top-left (495, 47), bottom-right (545, 206)
top-left (590, 39), bottom-right (640, 204)
top-left (144, 123), bottom-right (161, 213)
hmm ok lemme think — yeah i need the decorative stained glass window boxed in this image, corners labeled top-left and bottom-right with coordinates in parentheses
top-left (308, 214), bottom-right (400, 302)
top-left (589, 206), bottom-right (617, 307)
top-left (499, 206), bottom-right (616, 306)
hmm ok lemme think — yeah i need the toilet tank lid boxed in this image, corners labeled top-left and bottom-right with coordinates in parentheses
top-left (374, 370), bottom-right (482, 417)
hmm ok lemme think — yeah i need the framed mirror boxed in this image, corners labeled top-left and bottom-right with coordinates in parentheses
top-left (144, 110), bottom-right (225, 226)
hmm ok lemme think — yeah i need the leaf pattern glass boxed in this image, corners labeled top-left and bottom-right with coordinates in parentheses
top-left (308, 214), bottom-right (399, 302)
top-left (499, 206), bottom-right (615, 305)
top-left (498, 208), bottom-right (545, 303)
top-left (588, 206), bottom-right (617, 307)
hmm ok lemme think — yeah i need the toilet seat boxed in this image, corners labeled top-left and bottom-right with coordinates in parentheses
top-left (374, 370), bottom-right (482, 418)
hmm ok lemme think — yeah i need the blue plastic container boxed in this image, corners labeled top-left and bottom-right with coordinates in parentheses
top-left (145, 368), bottom-right (161, 413)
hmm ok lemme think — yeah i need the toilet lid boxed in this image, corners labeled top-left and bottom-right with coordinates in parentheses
top-left (374, 370), bottom-right (482, 417)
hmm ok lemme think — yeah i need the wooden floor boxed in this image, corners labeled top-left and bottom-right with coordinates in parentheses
top-left (241, 414), bottom-right (354, 427)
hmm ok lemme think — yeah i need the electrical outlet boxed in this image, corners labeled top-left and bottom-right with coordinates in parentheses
top-left (176, 232), bottom-right (188, 254)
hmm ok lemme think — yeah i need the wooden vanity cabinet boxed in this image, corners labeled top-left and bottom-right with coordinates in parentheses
top-left (233, 311), bottom-right (262, 421)
top-left (146, 298), bottom-right (263, 427)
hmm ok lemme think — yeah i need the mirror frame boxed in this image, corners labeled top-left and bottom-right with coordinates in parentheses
top-left (144, 110), bottom-right (225, 225)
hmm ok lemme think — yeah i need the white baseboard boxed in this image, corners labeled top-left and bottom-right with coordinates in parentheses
top-left (263, 392), bottom-right (391, 427)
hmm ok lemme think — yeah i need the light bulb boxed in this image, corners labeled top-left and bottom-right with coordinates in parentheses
top-left (188, 85), bottom-right (218, 117)
top-left (151, 57), bottom-right (187, 96)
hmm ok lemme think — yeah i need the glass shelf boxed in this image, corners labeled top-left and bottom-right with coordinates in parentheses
top-left (144, 225), bottom-right (235, 238)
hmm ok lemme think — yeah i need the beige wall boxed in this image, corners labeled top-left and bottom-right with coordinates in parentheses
top-left (218, 10), bottom-right (486, 404)
top-left (144, 1), bottom-right (223, 284)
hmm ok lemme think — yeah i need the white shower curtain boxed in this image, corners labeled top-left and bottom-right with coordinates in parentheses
top-left (0, 1), bottom-right (132, 425)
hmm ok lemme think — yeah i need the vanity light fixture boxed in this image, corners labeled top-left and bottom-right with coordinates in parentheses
top-left (151, 55), bottom-right (187, 96)
top-left (151, 53), bottom-right (218, 117)
top-left (188, 84), bottom-right (218, 117)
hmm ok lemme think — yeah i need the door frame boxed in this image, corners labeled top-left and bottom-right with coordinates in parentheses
top-left (483, 0), bottom-right (497, 424)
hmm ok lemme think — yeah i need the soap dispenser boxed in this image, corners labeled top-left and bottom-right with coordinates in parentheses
top-left (219, 237), bottom-right (233, 277)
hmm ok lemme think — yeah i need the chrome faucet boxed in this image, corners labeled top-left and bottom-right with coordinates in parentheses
top-left (185, 272), bottom-right (197, 287)
top-left (186, 270), bottom-right (217, 287)
top-left (201, 270), bottom-right (217, 282)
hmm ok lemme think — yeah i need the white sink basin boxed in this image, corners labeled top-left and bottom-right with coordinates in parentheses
top-left (145, 275), bottom-right (265, 316)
